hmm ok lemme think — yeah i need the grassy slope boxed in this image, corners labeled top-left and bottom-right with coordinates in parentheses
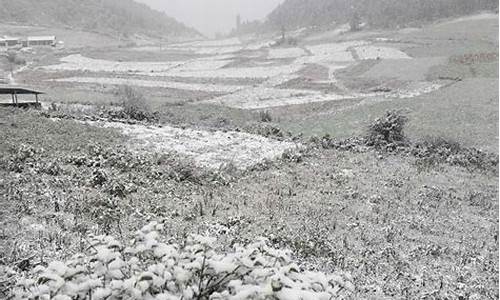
top-left (281, 78), bottom-right (499, 152)
top-left (0, 108), bottom-right (498, 298)
top-left (278, 15), bottom-right (499, 153)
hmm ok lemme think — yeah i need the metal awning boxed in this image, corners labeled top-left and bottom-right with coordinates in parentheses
top-left (0, 86), bottom-right (44, 107)
top-left (0, 86), bottom-right (44, 95)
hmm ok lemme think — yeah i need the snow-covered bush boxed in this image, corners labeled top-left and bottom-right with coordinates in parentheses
top-left (12, 222), bottom-right (353, 300)
top-left (366, 111), bottom-right (409, 151)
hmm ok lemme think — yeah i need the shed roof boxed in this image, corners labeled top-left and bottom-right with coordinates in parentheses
top-left (0, 86), bottom-right (44, 95)
top-left (3, 36), bottom-right (20, 41)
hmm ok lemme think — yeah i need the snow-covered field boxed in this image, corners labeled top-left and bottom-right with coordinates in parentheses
top-left (162, 38), bottom-right (244, 55)
top-left (86, 121), bottom-right (299, 170)
top-left (152, 64), bottom-right (305, 79)
top-left (354, 45), bottom-right (412, 60)
top-left (203, 81), bottom-right (447, 109)
top-left (268, 47), bottom-right (307, 59)
top-left (45, 54), bottom-right (301, 79)
top-left (44, 54), bottom-right (183, 73)
top-left (43, 35), bottom-right (449, 110)
top-left (187, 46), bottom-right (243, 55)
top-left (243, 40), bottom-right (273, 50)
top-left (204, 87), bottom-right (356, 109)
top-left (306, 41), bottom-right (367, 61)
top-left (44, 54), bottom-right (232, 74)
top-left (53, 77), bottom-right (246, 93)
top-left (168, 38), bottom-right (242, 48)
top-left (440, 12), bottom-right (498, 24)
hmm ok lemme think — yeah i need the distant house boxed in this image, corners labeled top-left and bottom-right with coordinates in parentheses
top-left (3, 36), bottom-right (21, 47)
top-left (0, 35), bottom-right (57, 48)
top-left (26, 36), bottom-right (56, 47)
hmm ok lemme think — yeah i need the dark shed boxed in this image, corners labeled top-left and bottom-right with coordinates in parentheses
top-left (0, 86), bottom-right (44, 108)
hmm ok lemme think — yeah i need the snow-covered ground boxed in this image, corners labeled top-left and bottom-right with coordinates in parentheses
top-left (393, 82), bottom-right (445, 99)
top-left (44, 54), bottom-right (182, 73)
top-left (305, 24), bottom-right (350, 42)
top-left (203, 81), bottom-right (447, 109)
top-left (86, 121), bottom-right (299, 170)
top-left (189, 46), bottom-right (243, 55)
top-left (152, 64), bottom-right (305, 79)
top-left (162, 38), bottom-right (244, 55)
top-left (168, 38), bottom-right (242, 48)
top-left (243, 40), bottom-right (273, 51)
top-left (268, 47), bottom-right (307, 59)
top-left (354, 45), bottom-right (412, 60)
top-left (204, 87), bottom-right (356, 109)
top-left (440, 12), bottom-right (498, 24)
top-left (52, 77), bottom-right (246, 93)
top-left (306, 41), bottom-right (367, 62)
top-left (45, 54), bottom-right (301, 79)
top-left (44, 54), bottom-right (233, 74)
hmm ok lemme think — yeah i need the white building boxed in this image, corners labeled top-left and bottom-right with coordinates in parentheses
top-left (26, 36), bottom-right (56, 47)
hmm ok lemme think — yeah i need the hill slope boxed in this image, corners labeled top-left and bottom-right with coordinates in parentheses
top-left (266, 0), bottom-right (498, 30)
top-left (0, 0), bottom-right (199, 39)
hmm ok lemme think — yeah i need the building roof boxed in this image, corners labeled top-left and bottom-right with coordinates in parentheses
top-left (0, 86), bottom-right (44, 95)
top-left (3, 36), bottom-right (20, 41)
top-left (27, 36), bottom-right (56, 41)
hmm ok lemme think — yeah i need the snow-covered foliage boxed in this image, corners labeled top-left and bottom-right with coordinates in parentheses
top-left (84, 120), bottom-right (300, 170)
top-left (12, 222), bottom-right (354, 300)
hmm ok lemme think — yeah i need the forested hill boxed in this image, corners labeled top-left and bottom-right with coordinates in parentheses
top-left (266, 0), bottom-right (498, 30)
top-left (0, 0), bottom-right (200, 38)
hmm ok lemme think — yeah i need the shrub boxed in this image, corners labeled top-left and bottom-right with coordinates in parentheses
top-left (12, 222), bottom-right (354, 299)
top-left (6, 51), bottom-right (26, 66)
top-left (115, 86), bottom-right (157, 122)
top-left (245, 123), bottom-right (290, 140)
top-left (365, 110), bottom-right (409, 150)
top-left (412, 136), bottom-right (499, 172)
top-left (271, 36), bottom-right (299, 47)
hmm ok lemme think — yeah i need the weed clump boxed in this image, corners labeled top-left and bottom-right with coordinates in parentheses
top-left (259, 110), bottom-right (273, 123)
top-left (245, 123), bottom-right (291, 140)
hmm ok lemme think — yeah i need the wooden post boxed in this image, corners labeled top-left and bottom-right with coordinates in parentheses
top-left (35, 94), bottom-right (39, 104)
top-left (14, 92), bottom-right (18, 106)
top-left (11, 93), bottom-right (15, 104)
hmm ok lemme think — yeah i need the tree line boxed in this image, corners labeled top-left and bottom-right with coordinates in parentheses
top-left (265, 0), bottom-right (498, 31)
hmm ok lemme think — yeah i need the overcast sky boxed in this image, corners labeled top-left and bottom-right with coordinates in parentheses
top-left (136, 0), bottom-right (284, 37)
